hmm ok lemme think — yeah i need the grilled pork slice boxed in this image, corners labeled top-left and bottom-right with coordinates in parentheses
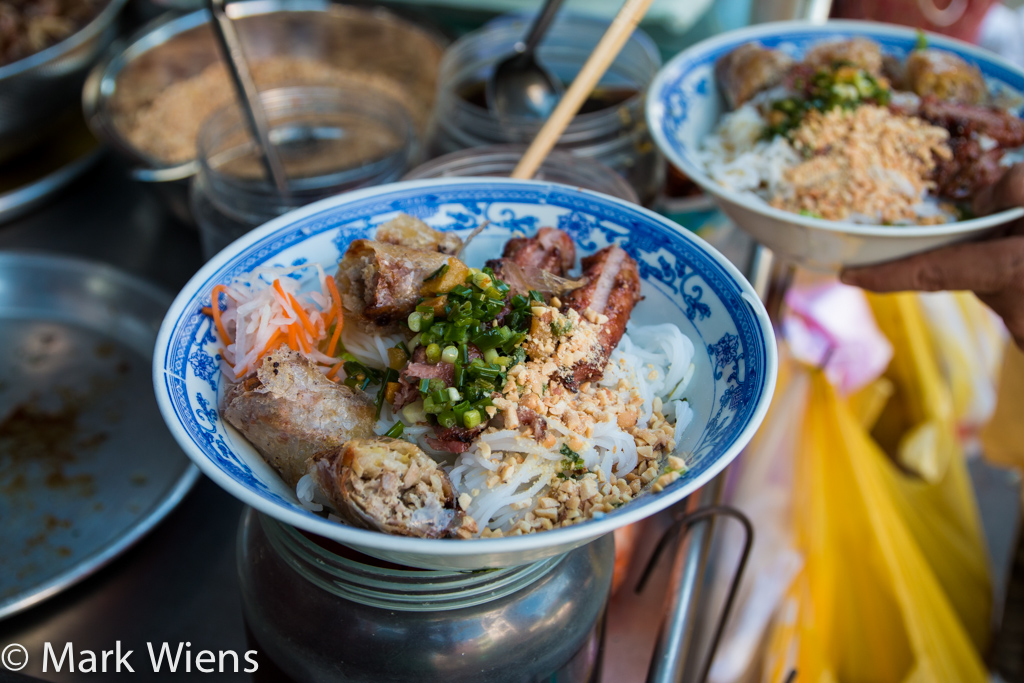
top-left (336, 239), bottom-right (466, 331)
top-left (560, 245), bottom-right (643, 387)
top-left (313, 438), bottom-right (468, 538)
top-left (375, 213), bottom-right (462, 255)
top-left (489, 227), bottom-right (575, 277)
top-left (222, 349), bottom-right (376, 488)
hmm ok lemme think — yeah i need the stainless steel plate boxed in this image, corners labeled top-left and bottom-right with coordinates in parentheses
top-left (0, 253), bottom-right (199, 620)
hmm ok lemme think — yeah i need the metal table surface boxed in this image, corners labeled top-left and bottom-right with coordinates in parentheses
top-left (0, 155), bottom-right (252, 682)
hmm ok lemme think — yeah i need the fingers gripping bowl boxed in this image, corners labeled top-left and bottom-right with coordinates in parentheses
top-left (153, 179), bottom-right (776, 569)
top-left (647, 21), bottom-right (1024, 272)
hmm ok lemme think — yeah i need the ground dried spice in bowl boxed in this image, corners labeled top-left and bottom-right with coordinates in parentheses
top-left (121, 56), bottom-right (425, 166)
top-left (0, 0), bottom-right (108, 65)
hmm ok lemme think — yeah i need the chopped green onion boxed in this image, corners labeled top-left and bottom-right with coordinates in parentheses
top-left (484, 348), bottom-right (499, 364)
top-left (472, 272), bottom-right (493, 290)
top-left (384, 422), bottom-right (404, 438)
top-left (407, 311), bottom-right (423, 332)
top-left (441, 345), bottom-right (458, 364)
top-left (437, 410), bottom-right (457, 429)
top-left (374, 368), bottom-right (398, 420)
top-left (426, 343), bottom-right (441, 363)
top-left (430, 389), bottom-right (448, 405)
top-left (452, 400), bottom-right (471, 419)
top-left (419, 378), bottom-right (431, 393)
top-left (447, 387), bottom-right (462, 402)
top-left (424, 263), bottom-right (449, 282)
top-left (423, 396), bottom-right (442, 414)
top-left (462, 409), bottom-right (482, 429)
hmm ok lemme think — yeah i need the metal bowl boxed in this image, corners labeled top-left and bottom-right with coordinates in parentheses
top-left (0, 0), bottom-right (128, 163)
top-left (83, 0), bottom-right (446, 224)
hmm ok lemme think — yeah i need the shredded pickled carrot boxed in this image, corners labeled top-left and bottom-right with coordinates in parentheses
top-left (288, 292), bottom-right (317, 337)
top-left (326, 361), bottom-right (344, 380)
top-left (210, 285), bottom-right (232, 345)
top-left (201, 306), bottom-right (213, 317)
top-left (327, 319), bottom-right (343, 358)
top-left (296, 329), bottom-right (311, 354)
top-left (326, 276), bottom-right (342, 319)
top-left (260, 329), bottom-right (283, 357)
top-left (326, 277), bottom-right (344, 357)
top-left (287, 323), bottom-right (298, 351)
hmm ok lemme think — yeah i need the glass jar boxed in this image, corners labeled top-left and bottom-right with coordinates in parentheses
top-left (404, 144), bottom-right (639, 204)
top-left (192, 86), bottom-right (416, 260)
top-left (237, 509), bottom-right (614, 683)
top-left (429, 14), bottom-right (664, 205)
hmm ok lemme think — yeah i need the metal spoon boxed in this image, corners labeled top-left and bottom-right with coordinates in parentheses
top-left (206, 0), bottom-right (290, 200)
top-left (486, 0), bottom-right (566, 121)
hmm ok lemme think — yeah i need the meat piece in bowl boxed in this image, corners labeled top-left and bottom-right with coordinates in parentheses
top-left (375, 213), bottom-right (462, 255)
top-left (715, 43), bottom-right (794, 109)
top-left (336, 239), bottom-right (469, 331)
top-left (804, 37), bottom-right (884, 76)
top-left (906, 49), bottom-right (986, 105)
top-left (313, 438), bottom-right (474, 538)
top-left (222, 349), bottom-right (375, 487)
top-left (560, 245), bottom-right (643, 387)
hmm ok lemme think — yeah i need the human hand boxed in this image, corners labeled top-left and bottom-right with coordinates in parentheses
top-left (840, 164), bottom-right (1024, 349)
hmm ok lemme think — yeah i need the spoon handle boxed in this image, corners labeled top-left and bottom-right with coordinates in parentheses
top-left (521, 0), bottom-right (567, 55)
top-left (512, 0), bottom-right (656, 181)
top-left (207, 0), bottom-right (290, 199)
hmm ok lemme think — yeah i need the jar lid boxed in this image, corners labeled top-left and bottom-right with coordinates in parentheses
top-left (261, 513), bottom-right (564, 612)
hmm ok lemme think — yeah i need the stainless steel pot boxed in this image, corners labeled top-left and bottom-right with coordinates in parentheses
top-left (82, 0), bottom-right (446, 225)
top-left (0, 0), bottom-right (128, 163)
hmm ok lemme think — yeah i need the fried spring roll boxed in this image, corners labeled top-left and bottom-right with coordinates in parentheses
top-left (312, 438), bottom-right (471, 538)
top-left (336, 240), bottom-right (467, 330)
top-left (906, 49), bottom-right (986, 106)
top-left (560, 245), bottom-right (643, 387)
top-left (222, 350), bottom-right (375, 488)
top-left (375, 213), bottom-right (463, 255)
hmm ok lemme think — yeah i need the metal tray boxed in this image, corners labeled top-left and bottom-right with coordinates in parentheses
top-left (0, 253), bottom-right (199, 620)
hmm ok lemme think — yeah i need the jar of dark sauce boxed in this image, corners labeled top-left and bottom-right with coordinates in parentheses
top-left (238, 509), bottom-right (614, 683)
top-left (429, 14), bottom-right (663, 205)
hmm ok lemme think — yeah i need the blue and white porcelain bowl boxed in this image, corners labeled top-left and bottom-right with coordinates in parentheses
top-left (647, 20), bottom-right (1024, 272)
top-left (153, 179), bottom-right (777, 570)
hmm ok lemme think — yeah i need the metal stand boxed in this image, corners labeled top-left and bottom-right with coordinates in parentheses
top-left (641, 243), bottom-right (792, 683)
top-left (639, 502), bottom-right (754, 683)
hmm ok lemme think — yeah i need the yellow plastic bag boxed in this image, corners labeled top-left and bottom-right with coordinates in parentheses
top-left (865, 293), bottom-right (992, 651)
top-left (982, 342), bottom-right (1024, 474)
top-left (763, 369), bottom-right (989, 683)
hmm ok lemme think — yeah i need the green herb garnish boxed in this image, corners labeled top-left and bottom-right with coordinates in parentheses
top-left (424, 263), bottom-right (449, 282)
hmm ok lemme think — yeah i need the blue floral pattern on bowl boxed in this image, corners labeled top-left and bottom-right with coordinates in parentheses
top-left (153, 179), bottom-right (776, 569)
